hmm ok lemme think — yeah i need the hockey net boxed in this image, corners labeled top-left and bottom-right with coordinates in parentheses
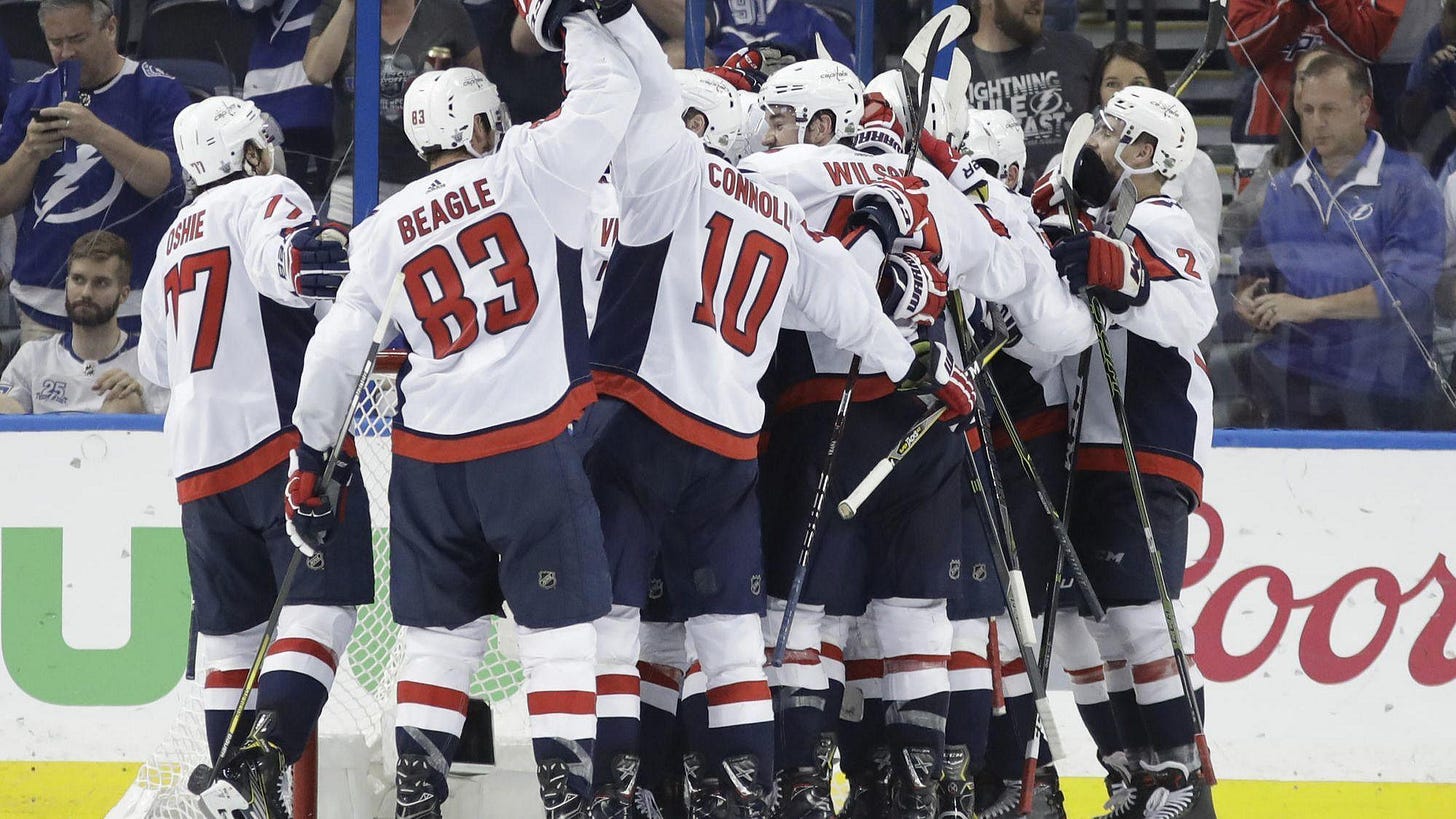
top-left (109, 352), bottom-right (530, 819)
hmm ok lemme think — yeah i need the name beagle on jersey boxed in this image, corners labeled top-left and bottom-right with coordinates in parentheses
top-left (707, 162), bottom-right (793, 232)
top-left (396, 176), bottom-right (499, 244)
top-left (166, 210), bottom-right (207, 254)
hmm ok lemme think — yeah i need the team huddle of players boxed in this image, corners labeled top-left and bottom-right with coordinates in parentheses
top-left (136, 0), bottom-right (1219, 818)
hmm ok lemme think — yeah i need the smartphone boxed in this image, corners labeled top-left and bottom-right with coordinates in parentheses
top-left (29, 108), bottom-right (63, 124)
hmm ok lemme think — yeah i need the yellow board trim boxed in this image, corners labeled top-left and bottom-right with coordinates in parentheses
top-left (3, 763), bottom-right (1455, 818)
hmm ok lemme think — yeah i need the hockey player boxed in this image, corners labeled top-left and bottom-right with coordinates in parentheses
top-left (582, 14), bottom-right (975, 816)
top-left (740, 59), bottom-right (1037, 819)
top-left (286, 5), bottom-right (639, 816)
top-left (1044, 86), bottom-right (1218, 819)
top-left (138, 96), bottom-right (368, 819)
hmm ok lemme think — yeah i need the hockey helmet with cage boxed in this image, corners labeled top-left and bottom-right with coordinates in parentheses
top-left (758, 59), bottom-right (864, 143)
top-left (676, 69), bottom-right (749, 162)
top-left (174, 96), bottom-right (275, 187)
top-left (863, 71), bottom-right (950, 142)
top-left (1099, 85), bottom-right (1197, 179)
top-left (963, 108), bottom-right (1027, 186)
top-left (403, 68), bottom-right (512, 159)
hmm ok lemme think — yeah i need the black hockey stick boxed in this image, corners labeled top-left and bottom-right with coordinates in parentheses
top-left (189, 271), bottom-right (406, 799)
top-left (771, 5), bottom-right (964, 666)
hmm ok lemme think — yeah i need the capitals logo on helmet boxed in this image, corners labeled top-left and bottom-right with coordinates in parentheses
top-left (174, 96), bottom-right (275, 187)
top-left (403, 68), bottom-right (512, 159)
top-left (676, 69), bottom-right (749, 163)
top-left (1101, 85), bottom-right (1197, 179)
top-left (758, 59), bottom-right (863, 143)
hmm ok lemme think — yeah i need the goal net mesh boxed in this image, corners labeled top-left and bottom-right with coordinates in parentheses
top-left (109, 355), bottom-right (528, 818)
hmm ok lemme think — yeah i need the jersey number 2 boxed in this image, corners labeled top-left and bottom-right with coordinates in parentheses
top-left (402, 213), bottom-right (539, 359)
top-left (163, 248), bottom-right (231, 373)
top-left (693, 213), bottom-right (788, 357)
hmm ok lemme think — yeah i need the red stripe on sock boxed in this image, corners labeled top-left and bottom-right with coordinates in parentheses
top-left (527, 690), bottom-right (596, 716)
top-left (397, 681), bottom-right (469, 714)
top-left (950, 651), bottom-right (991, 670)
top-left (766, 647), bottom-right (821, 665)
top-left (205, 669), bottom-right (249, 688)
top-left (819, 642), bottom-right (844, 662)
top-left (267, 637), bottom-right (338, 671)
top-left (1001, 658), bottom-right (1027, 676)
top-left (1066, 665), bottom-right (1106, 685)
top-left (845, 659), bottom-right (884, 681)
top-left (1106, 659), bottom-right (1128, 671)
top-left (637, 662), bottom-right (684, 690)
top-left (706, 679), bottom-right (771, 707)
top-left (1132, 657), bottom-right (1181, 685)
top-left (686, 661), bottom-right (702, 676)
top-left (597, 674), bottom-right (640, 697)
top-left (883, 653), bottom-right (949, 674)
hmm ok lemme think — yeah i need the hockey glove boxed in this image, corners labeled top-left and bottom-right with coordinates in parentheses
top-left (881, 249), bottom-right (948, 333)
top-left (853, 91), bottom-right (906, 155)
top-left (1051, 231), bottom-right (1149, 313)
top-left (706, 47), bottom-right (769, 92)
top-left (918, 129), bottom-right (990, 198)
top-left (515, 0), bottom-right (580, 52)
top-left (849, 174), bottom-right (935, 255)
top-left (282, 221), bottom-right (349, 300)
top-left (284, 443), bottom-right (356, 557)
top-left (897, 339), bottom-right (977, 420)
top-left (1029, 167), bottom-right (1067, 222)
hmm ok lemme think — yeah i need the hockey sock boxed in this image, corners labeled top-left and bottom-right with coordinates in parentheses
top-left (518, 621), bottom-right (599, 800)
top-left (637, 619), bottom-right (688, 795)
top-left (678, 659), bottom-right (710, 765)
top-left (870, 598), bottom-right (951, 758)
top-left (837, 617), bottom-right (885, 779)
top-left (687, 613), bottom-right (775, 789)
top-left (947, 617), bottom-right (993, 773)
top-left (255, 605), bottom-right (357, 763)
top-left (593, 606), bottom-right (643, 789)
top-left (1059, 610), bottom-right (1121, 757)
top-left (395, 618), bottom-right (497, 802)
top-left (198, 623), bottom-right (266, 762)
top-left (819, 615), bottom-right (852, 750)
top-left (764, 599), bottom-right (829, 771)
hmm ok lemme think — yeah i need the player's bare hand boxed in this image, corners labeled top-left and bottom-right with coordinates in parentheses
top-left (95, 368), bottom-right (147, 412)
top-left (49, 101), bottom-right (109, 147)
top-left (22, 116), bottom-right (66, 159)
top-left (1250, 292), bottom-right (1319, 331)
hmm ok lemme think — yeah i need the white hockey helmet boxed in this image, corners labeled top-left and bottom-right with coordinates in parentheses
top-left (739, 90), bottom-right (768, 158)
top-left (173, 96), bottom-right (274, 187)
top-left (1100, 85), bottom-right (1197, 179)
top-left (964, 108), bottom-right (1026, 186)
top-left (863, 70), bottom-right (949, 141)
top-left (758, 58), bottom-right (864, 143)
top-left (403, 68), bottom-right (511, 159)
top-left (676, 70), bottom-right (749, 162)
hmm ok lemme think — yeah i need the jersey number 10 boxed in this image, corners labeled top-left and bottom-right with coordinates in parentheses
top-left (692, 212), bottom-right (788, 357)
top-left (401, 213), bottom-right (539, 359)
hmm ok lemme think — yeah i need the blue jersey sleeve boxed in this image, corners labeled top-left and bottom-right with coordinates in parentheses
top-left (0, 79), bottom-right (42, 164)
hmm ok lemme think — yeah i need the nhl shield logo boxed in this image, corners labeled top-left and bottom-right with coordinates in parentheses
top-left (949, 559), bottom-right (962, 580)
top-left (750, 574), bottom-right (763, 596)
top-left (972, 563), bottom-right (988, 582)
top-left (648, 578), bottom-right (664, 600)
top-left (538, 570), bottom-right (557, 590)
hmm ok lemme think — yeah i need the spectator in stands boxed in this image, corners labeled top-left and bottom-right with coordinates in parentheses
top-left (1235, 52), bottom-right (1443, 429)
top-left (303, 0), bottom-right (482, 223)
top-left (709, 0), bottom-right (851, 69)
top-left (0, 0), bottom-right (189, 343)
top-left (231, 0), bottom-right (336, 202)
top-left (1094, 41), bottom-right (1224, 273)
top-left (1398, 0), bottom-right (1456, 154)
top-left (1378, 0), bottom-right (1441, 151)
top-left (960, 0), bottom-right (1096, 190)
top-left (0, 230), bottom-right (165, 414)
top-left (464, 0), bottom-right (563, 123)
top-left (1226, 0), bottom-right (1401, 192)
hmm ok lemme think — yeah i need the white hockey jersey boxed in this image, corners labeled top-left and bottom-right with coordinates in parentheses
top-left (139, 173), bottom-right (320, 502)
top-left (0, 331), bottom-right (168, 414)
top-left (581, 176), bottom-right (619, 333)
top-left (1060, 195), bottom-right (1216, 501)
top-left (293, 15), bottom-right (638, 462)
top-left (589, 12), bottom-right (914, 459)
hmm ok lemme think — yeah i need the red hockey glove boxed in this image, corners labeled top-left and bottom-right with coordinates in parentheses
top-left (282, 221), bottom-right (349, 300)
top-left (707, 46), bottom-right (769, 92)
top-left (849, 174), bottom-right (935, 255)
top-left (897, 339), bottom-right (977, 420)
top-left (1051, 232), bottom-right (1149, 313)
top-left (881, 249), bottom-right (949, 332)
top-left (284, 443), bottom-right (356, 557)
top-left (853, 91), bottom-right (906, 155)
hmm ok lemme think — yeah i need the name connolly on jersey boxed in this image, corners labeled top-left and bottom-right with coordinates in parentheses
top-left (707, 162), bottom-right (794, 233)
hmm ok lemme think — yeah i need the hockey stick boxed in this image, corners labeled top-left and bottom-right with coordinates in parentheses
top-left (837, 327), bottom-right (1009, 520)
top-left (189, 271), bottom-right (407, 800)
top-left (771, 6), bottom-right (961, 666)
top-left (1168, 0), bottom-right (1228, 98)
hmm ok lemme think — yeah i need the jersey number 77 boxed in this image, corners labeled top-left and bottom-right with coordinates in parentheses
top-left (402, 213), bottom-right (540, 359)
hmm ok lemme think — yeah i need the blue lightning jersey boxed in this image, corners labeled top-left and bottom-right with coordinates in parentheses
top-left (0, 59), bottom-right (190, 329)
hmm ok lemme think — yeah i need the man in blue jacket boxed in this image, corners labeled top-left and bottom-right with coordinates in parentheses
top-left (1237, 50), bottom-right (1444, 429)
